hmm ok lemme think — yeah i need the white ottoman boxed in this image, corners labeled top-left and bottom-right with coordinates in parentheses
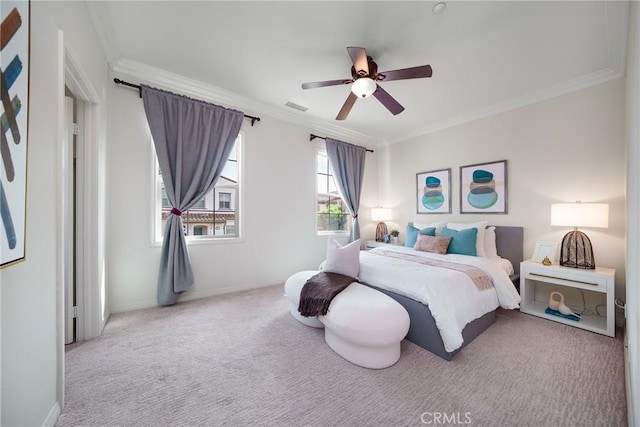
top-left (284, 270), bottom-right (324, 328)
top-left (320, 283), bottom-right (410, 369)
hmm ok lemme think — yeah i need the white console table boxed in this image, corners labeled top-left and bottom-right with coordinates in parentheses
top-left (520, 260), bottom-right (615, 337)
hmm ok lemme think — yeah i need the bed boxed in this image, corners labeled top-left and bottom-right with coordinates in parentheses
top-left (358, 225), bottom-right (523, 361)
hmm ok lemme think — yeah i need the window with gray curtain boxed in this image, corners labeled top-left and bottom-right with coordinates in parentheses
top-left (154, 134), bottom-right (241, 240)
top-left (141, 85), bottom-right (244, 306)
top-left (325, 138), bottom-right (366, 242)
top-left (316, 149), bottom-right (351, 234)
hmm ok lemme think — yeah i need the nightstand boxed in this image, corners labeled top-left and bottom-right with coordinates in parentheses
top-left (520, 260), bottom-right (615, 337)
top-left (364, 240), bottom-right (402, 250)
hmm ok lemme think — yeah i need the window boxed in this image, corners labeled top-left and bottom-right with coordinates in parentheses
top-left (192, 197), bottom-right (206, 209)
top-left (316, 150), bottom-right (349, 234)
top-left (219, 192), bottom-right (231, 210)
top-left (193, 225), bottom-right (207, 236)
top-left (154, 134), bottom-right (241, 242)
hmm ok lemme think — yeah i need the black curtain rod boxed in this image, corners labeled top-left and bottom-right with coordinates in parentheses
top-left (309, 133), bottom-right (374, 153)
top-left (113, 78), bottom-right (261, 126)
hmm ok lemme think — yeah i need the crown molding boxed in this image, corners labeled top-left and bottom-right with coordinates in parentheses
top-left (85, 0), bottom-right (120, 64)
top-left (383, 68), bottom-right (623, 146)
top-left (110, 59), bottom-right (379, 147)
top-left (111, 58), bottom-right (622, 149)
top-left (605, 0), bottom-right (631, 74)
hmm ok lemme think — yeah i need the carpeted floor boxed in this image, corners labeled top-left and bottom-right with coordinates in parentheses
top-left (57, 284), bottom-right (626, 427)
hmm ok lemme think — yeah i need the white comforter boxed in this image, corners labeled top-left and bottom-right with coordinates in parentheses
top-left (359, 245), bottom-right (521, 352)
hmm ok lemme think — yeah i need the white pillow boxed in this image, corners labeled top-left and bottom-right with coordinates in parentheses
top-left (413, 221), bottom-right (447, 236)
top-left (447, 221), bottom-right (488, 257)
top-left (484, 226), bottom-right (499, 259)
top-left (323, 238), bottom-right (361, 278)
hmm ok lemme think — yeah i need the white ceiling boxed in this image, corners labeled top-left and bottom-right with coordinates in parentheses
top-left (88, 1), bottom-right (630, 146)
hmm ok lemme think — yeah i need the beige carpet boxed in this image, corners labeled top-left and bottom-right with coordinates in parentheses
top-left (57, 285), bottom-right (626, 427)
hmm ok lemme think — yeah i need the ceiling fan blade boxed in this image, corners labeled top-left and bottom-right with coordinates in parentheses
top-left (336, 92), bottom-right (358, 120)
top-left (347, 46), bottom-right (369, 77)
top-left (302, 79), bottom-right (352, 90)
top-left (377, 65), bottom-right (433, 82)
top-left (373, 85), bottom-right (404, 116)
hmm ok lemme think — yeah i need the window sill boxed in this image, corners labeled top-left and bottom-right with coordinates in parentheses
top-left (317, 231), bottom-right (350, 237)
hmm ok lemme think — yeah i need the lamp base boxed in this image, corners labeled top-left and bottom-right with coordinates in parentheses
top-left (375, 222), bottom-right (388, 242)
top-left (559, 230), bottom-right (596, 269)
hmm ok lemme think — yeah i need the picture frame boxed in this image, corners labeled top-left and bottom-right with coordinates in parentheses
top-left (532, 241), bottom-right (559, 264)
top-left (416, 168), bottom-right (451, 214)
top-left (460, 159), bottom-right (507, 214)
top-left (1, 1), bottom-right (30, 268)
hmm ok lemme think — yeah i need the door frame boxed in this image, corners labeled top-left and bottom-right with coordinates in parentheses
top-left (57, 29), bottom-right (106, 410)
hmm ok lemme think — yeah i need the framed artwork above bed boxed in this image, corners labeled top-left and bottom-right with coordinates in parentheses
top-left (460, 160), bottom-right (507, 214)
top-left (416, 168), bottom-right (451, 214)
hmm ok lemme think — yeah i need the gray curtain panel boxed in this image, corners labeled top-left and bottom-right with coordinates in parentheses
top-left (325, 138), bottom-right (366, 242)
top-left (141, 85), bottom-right (244, 306)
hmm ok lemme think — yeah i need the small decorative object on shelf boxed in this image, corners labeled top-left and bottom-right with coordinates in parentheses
top-left (532, 241), bottom-right (558, 264)
top-left (547, 291), bottom-right (580, 321)
top-left (542, 256), bottom-right (552, 266)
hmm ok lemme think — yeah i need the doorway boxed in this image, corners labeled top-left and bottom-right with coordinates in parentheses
top-left (63, 88), bottom-right (85, 345)
top-left (58, 28), bottom-right (107, 412)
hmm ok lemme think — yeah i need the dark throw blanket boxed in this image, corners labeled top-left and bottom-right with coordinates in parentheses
top-left (297, 272), bottom-right (355, 317)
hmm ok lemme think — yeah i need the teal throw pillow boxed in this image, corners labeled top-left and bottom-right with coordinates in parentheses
top-left (405, 225), bottom-right (436, 247)
top-left (441, 227), bottom-right (478, 256)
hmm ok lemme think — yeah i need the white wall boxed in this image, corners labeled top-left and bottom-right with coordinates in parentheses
top-left (107, 80), bottom-right (379, 311)
top-left (0, 1), bottom-right (109, 426)
top-left (383, 79), bottom-right (627, 306)
top-left (625, 1), bottom-right (639, 424)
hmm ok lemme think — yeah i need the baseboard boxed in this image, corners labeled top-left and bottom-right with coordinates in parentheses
top-left (42, 402), bottom-right (61, 427)
top-left (110, 280), bottom-right (281, 313)
top-left (180, 281), bottom-right (281, 303)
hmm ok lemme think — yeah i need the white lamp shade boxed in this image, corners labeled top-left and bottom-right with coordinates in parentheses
top-left (371, 208), bottom-right (392, 222)
top-left (351, 78), bottom-right (377, 99)
top-left (550, 203), bottom-right (609, 228)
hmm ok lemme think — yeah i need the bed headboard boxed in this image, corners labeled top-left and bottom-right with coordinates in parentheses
top-left (494, 226), bottom-right (524, 275)
top-left (407, 223), bottom-right (524, 275)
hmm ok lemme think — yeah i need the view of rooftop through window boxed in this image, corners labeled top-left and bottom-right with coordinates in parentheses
top-left (156, 135), bottom-right (241, 240)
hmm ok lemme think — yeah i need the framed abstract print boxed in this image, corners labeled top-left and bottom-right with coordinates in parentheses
top-left (1, 1), bottom-right (30, 267)
top-left (416, 168), bottom-right (451, 214)
top-left (460, 160), bottom-right (507, 214)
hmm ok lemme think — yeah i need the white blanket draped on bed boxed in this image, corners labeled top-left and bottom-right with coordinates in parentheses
top-left (358, 245), bottom-right (521, 352)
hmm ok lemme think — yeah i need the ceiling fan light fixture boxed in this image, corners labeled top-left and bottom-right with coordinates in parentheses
top-left (351, 77), bottom-right (376, 99)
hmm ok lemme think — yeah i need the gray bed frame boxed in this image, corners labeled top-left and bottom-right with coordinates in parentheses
top-left (363, 225), bottom-right (523, 361)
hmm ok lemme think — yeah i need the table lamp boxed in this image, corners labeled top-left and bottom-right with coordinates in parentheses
top-left (371, 208), bottom-right (392, 242)
top-left (550, 202), bottom-right (609, 269)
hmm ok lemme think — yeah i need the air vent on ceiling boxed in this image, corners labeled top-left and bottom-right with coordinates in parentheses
top-left (285, 101), bottom-right (308, 112)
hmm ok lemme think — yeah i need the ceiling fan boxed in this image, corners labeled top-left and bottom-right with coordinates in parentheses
top-left (301, 46), bottom-right (433, 120)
